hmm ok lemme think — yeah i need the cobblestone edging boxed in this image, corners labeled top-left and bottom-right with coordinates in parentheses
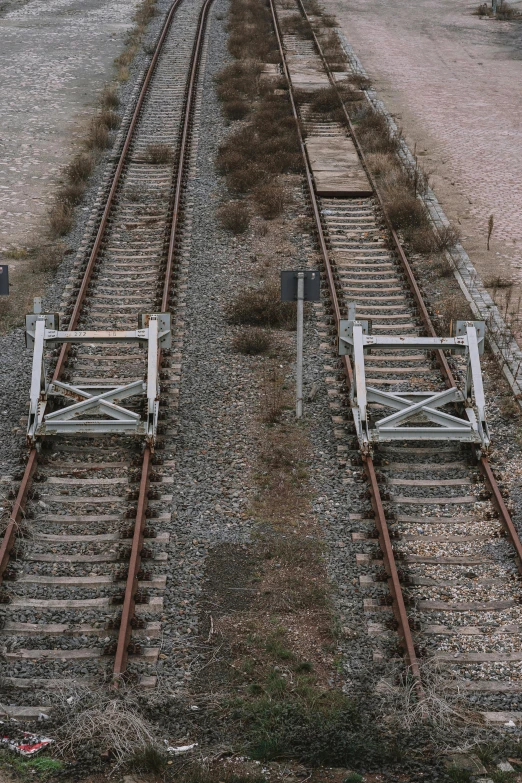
top-left (338, 30), bottom-right (522, 403)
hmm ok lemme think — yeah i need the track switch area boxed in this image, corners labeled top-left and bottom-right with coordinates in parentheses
top-left (339, 305), bottom-right (489, 454)
top-left (25, 299), bottom-right (171, 448)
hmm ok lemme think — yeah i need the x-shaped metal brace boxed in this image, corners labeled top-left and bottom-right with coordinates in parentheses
top-left (338, 308), bottom-right (489, 453)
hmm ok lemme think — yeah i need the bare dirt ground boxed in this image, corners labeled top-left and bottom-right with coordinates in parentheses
top-left (321, 0), bottom-right (522, 311)
top-left (0, 0), bottom-right (139, 252)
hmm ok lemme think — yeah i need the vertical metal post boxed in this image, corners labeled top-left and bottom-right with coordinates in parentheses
top-left (492, 0), bottom-right (497, 13)
top-left (147, 316), bottom-right (158, 435)
top-left (296, 272), bottom-right (304, 418)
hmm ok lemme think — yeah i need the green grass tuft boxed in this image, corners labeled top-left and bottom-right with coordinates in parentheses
top-left (9, 755), bottom-right (63, 780)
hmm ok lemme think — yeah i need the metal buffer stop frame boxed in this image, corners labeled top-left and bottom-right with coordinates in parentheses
top-left (25, 299), bottom-right (171, 448)
top-left (339, 304), bottom-right (489, 454)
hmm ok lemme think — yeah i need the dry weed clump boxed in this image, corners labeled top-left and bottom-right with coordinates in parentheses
top-left (254, 181), bottom-right (288, 220)
top-left (302, 0), bottom-right (324, 14)
top-left (260, 362), bottom-right (287, 423)
top-left (496, 0), bottom-right (522, 18)
top-left (215, 148), bottom-right (248, 176)
top-left (45, 110), bottom-right (115, 239)
top-left (66, 152), bottom-right (95, 183)
top-left (35, 243), bottom-right (66, 273)
top-left (115, 46), bottom-right (138, 69)
top-left (309, 86), bottom-right (342, 114)
top-left (439, 293), bottom-right (473, 331)
top-left (321, 13), bottom-right (337, 27)
top-left (383, 188), bottom-right (429, 232)
top-left (377, 660), bottom-right (475, 733)
top-left (227, 280), bottom-right (296, 328)
top-left (346, 72), bottom-right (372, 91)
top-left (216, 93), bottom-right (302, 188)
top-left (134, 0), bottom-right (157, 26)
top-left (213, 0), bottom-right (303, 243)
top-left (332, 69), bottom-right (462, 265)
top-left (476, 0), bottom-right (521, 17)
top-left (48, 201), bottom-right (74, 238)
top-left (146, 143), bottom-right (173, 164)
top-left (319, 31), bottom-right (347, 68)
top-left (226, 163), bottom-right (265, 194)
top-left (281, 12), bottom-right (314, 39)
top-left (215, 60), bottom-right (261, 121)
top-left (214, 0), bottom-right (302, 197)
top-left (100, 109), bottom-right (120, 131)
top-left (101, 85), bottom-right (120, 109)
top-left (484, 274), bottom-right (513, 289)
top-left (366, 152), bottom-right (397, 179)
top-left (433, 254), bottom-right (454, 278)
top-left (215, 61), bottom-right (261, 98)
top-left (128, 745), bottom-right (166, 774)
top-left (222, 99), bottom-right (250, 121)
top-left (85, 116), bottom-right (111, 150)
top-left (233, 327), bottom-right (272, 355)
top-left (55, 691), bottom-right (162, 770)
top-left (56, 181), bottom-right (85, 206)
top-left (409, 224), bottom-right (460, 255)
top-left (227, 0), bottom-right (279, 62)
top-left (218, 201), bottom-right (251, 234)
top-left (355, 108), bottom-right (400, 155)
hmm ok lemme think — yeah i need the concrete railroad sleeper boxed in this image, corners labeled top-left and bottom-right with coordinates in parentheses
top-left (270, 0), bottom-right (522, 723)
top-left (0, 0), bottom-right (214, 719)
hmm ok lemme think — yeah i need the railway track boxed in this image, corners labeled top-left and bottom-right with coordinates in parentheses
top-left (2, 0), bottom-right (522, 734)
top-left (0, 0), bottom-right (213, 719)
top-left (270, 0), bottom-right (522, 721)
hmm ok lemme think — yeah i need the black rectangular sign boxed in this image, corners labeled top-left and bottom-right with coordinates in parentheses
top-left (0, 265), bottom-right (8, 296)
top-left (280, 270), bottom-right (320, 302)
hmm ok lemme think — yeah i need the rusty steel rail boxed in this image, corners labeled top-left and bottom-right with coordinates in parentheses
top-left (0, 450), bottom-right (37, 586)
top-left (0, 0), bottom-right (212, 684)
top-left (162, 0), bottom-right (213, 311)
top-left (114, 0), bottom-right (216, 678)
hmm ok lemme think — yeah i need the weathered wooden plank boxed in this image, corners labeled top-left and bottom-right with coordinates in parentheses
top-left (305, 136), bottom-right (372, 197)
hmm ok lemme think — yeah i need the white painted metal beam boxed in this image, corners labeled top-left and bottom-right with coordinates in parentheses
top-left (25, 308), bottom-right (170, 448)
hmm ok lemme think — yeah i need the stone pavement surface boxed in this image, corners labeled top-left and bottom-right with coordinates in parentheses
top-left (0, 0), bottom-right (139, 250)
top-left (322, 0), bottom-right (522, 301)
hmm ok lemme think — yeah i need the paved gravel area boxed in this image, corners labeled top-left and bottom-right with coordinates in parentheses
top-left (152, 0), bottom-right (271, 687)
top-left (320, 0), bottom-right (522, 309)
top-left (0, 0), bottom-right (140, 251)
